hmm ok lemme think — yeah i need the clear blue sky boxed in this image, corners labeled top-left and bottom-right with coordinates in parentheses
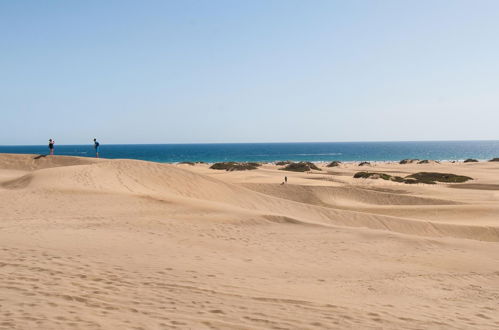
top-left (1, 0), bottom-right (498, 145)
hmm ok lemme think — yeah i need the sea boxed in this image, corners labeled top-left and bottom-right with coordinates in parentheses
top-left (1, 141), bottom-right (499, 163)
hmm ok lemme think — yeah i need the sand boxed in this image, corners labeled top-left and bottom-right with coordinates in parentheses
top-left (1, 154), bottom-right (498, 329)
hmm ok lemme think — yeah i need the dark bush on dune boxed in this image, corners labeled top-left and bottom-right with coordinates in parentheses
top-left (275, 161), bottom-right (291, 166)
top-left (210, 162), bottom-right (261, 171)
top-left (326, 161), bottom-right (341, 167)
top-left (179, 161), bottom-right (195, 165)
top-left (400, 159), bottom-right (419, 164)
top-left (403, 179), bottom-right (420, 184)
top-left (489, 158), bottom-right (499, 162)
top-left (464, 159), bottom-right (478, 163)
top-left (281, 162), bottom-right (321, 172)
top-left (353, 172), bottom-right (391, 180)
top-left (353, 171), bottom-right (472, 185)
top-left (353, 172), bottom-right (371, 179)
top-left (307, 162), bottom-right (321, 170)
top-left (358, 161), bottom-right (371, 166)
top-left (406, 172), bottom-right (472, 184)
top-left (391, 176), bottom-right (405, 183)
top-left (418, 160), bottom-right (440, 164)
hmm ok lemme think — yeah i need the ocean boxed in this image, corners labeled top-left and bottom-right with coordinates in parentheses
top-left (1, 141), bottom-right (499, 163)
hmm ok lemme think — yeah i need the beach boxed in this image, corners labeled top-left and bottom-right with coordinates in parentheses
top-left (1, 153), bottom-right (498, 329)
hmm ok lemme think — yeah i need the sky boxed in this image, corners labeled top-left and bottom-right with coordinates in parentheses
top-left (1, 0), bottom-right (498, 145)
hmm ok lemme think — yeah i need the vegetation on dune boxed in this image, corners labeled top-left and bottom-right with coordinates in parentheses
top-left (307, 162), bottom-right (321, 170)
top-left (391, 176), bottom-right (405, 183)
top-left (489, 158), bottom-right (499, 162)
top-left (326, 161), bottom-right (341, 167)
top-left (400, 159), bottom-right (419, 164)
top-left (280, 162), bottom-right (321, 172)
top-left (353, 172), bottom-right (392, 180)
top-left (464, 159), bottom-right (478, 163)
top-left (353, 172), bottom-right (372, 179)
top-left (353, 171), bottom-right (472, 185)
top-left (275, 161), bottom-right (292, 166)
top-left (179, 161), bottom-right (195, 165)
top-left (358, 161), bottom-right (371, 166)
top-left (418, 160), bottom-right (440, 164)
top-left (402, 178), bottom-right (420, 184)
top-left (406, 172), bottom-right (472, 184)
top-left (399, 159), bottom-right (441, 165)
top-left (210, 162), bottom-right (261, 171)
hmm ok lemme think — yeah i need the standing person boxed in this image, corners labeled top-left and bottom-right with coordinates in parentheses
top-left (48, 139), bottom-right (55, 155)
top-left (284, 176), bottom-right (288, 184)
top-left (93, 138), bottom-right (100, 158)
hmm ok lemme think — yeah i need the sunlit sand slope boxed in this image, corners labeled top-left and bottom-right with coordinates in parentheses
top-left (1, 154), bottom-right (498, 329)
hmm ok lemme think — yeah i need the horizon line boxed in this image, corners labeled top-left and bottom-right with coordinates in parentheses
top-left (1, 138), bottom-right (499, 147)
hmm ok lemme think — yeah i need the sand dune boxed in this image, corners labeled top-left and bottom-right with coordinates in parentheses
top-left (0, 153), bottom-right (99, 171)
top-left (450, 183), bottom-right (499, 190)
top-left (1, 154), bottom-right (499, 329)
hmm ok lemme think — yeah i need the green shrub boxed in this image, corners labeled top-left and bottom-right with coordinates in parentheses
top-left (281, 162), bottom-right (321, 172)
top-left (489, 158), bottom-right (499, 162)
top-left (464, 159), bottom-right (478, 163)
top-left (306, 162), bottom-right (321, 170)
top-left (353, 171), bottom-right (471, 185)
top-left (406, 172), bottom-right (472, 184)
top-left (326, 161), bottom-right (341, 167)
top-left (353, 171), bottom-right (370, 178)
top-left (391, 176), bottom-right (405, 182)
top-left (353, 172), bottom-right (392, 180)
top-left (400, 159), bottom-right (419, 164)
top-left (210, 162), bottom-right (261, 171)
top-left (380, 173), bottom-right (392, 180)
top-left (358, 161), bottom-right (371, 166)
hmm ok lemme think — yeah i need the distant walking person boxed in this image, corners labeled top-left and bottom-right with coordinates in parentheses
top-left (284, 176), bottom-right (288, 183)
top-left (48, 139), bottom-right (55, 155)
top-left (93, 138), bottom-right (100, 158)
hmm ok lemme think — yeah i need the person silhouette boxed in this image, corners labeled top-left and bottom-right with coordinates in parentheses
top-left (48, 139), bottom-right (55, 155)
top-left (93, 138), bottom-right (100, 158)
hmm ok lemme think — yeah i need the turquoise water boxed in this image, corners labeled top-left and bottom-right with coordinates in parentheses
top-left (1, 141), bottom-right (499, 163)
